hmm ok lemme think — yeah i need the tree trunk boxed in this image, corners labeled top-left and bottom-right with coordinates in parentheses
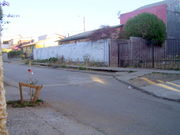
top-left (0, 36), bottom-right (9, 135)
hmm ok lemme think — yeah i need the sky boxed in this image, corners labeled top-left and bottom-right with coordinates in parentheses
top-left (1, 0), bottom-right (163, 38)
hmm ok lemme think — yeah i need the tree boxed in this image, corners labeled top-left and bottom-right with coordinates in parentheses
top-left (124, 13), bottom-right (166, 45)
top-left (0, 5), bottom-right (9, 135)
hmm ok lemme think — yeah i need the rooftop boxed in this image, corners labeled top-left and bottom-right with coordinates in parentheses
top-left (60, 25), bottom-right (123, 42)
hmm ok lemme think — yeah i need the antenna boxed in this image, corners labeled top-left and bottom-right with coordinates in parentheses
top-left (117, 11), bottom-right (121, 18)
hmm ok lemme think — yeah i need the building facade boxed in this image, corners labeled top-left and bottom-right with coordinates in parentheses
top-left (120, 0), bottom-right (180, 39)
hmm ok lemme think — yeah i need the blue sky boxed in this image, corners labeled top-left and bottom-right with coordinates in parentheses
top-left (2, 0), bottom-right (162, 38)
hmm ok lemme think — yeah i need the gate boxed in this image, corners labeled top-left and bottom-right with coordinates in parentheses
top-left (116, 38), bottom-right (180, 69)
top-left (117, 40), bottom-right (130, 67)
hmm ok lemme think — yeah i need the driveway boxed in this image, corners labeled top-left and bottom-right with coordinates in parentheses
top-left (4, 63), bottom-right (180, 135)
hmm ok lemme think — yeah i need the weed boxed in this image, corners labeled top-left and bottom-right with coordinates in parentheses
top-left (78, 67), bottom-right (86, 70)
top-left (7, 99), bottom-right (44, 108)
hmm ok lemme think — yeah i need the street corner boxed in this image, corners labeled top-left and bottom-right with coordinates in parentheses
top-left (128, 72), bottom-right (180, 101)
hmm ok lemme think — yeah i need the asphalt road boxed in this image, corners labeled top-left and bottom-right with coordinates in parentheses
top-left (4, 63), bottom-right (180, 135)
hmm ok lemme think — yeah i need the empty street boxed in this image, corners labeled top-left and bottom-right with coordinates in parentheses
top-left (4, 63), bottom-right (180, 135)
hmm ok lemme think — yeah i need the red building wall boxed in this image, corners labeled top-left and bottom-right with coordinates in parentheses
top-left (120, 4), bottom-right (167, 24)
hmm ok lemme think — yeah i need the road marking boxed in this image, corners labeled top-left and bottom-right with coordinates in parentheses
top-left (140, 77), bottom-right (180, 92)
top-left (156, 80), bottom-right (180, 88)
top-left (166, 82), bottom-right (180, 88)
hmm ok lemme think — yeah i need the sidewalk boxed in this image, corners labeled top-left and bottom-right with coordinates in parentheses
top-left (113, 68), bottom-right (180, 102)
top-left (5, 85), bottom-right (105, 135)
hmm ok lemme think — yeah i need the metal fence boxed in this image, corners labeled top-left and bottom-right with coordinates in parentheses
top-left (117, 39), bottom-right (180, 70)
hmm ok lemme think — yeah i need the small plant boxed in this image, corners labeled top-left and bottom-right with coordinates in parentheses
top-left (88, 61), bottom-right (106, 67)
top-left (8, 50), bottom-right (23, 58)
top-left (24, 61), bottom-right (43, 102)
top-left (49, 57), bottom-right (58, 63)
top-left (83, 54), bottom-right (90, 66)
top-left (78, 66), bottom-right (86, 70)
top-left (58, 56), bottom-right (65, 63)
top-left (7, 99), bottom-right (44, 108)
top-left (60, 64), bottom-right (67, 68)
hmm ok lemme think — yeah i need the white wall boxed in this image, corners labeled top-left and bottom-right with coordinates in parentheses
top-left (33, 39), bottom-right (110, 64)
top-left (2, 53), bottom-right (8, 61)
top-left (2, 44), bottom-right (11, 49)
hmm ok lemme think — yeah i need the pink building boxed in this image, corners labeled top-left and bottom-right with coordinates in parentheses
top-left (120, 0), bottom-right (180, 39)
top-left (120, 1), bottom-right (167, 24)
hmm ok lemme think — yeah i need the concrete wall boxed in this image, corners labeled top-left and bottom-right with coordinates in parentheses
top-left (33, 39), bottom-right (109, 64)
top-left (166, 0), bottom-right (180, 39)
top-left (2, 53), bottom-right (8, 61)
top-left (2, 44), bottom-right (11, 49)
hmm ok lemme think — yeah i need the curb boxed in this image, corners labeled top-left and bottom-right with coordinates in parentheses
top-left (113, 75), bottom-right (180, 103)
top-left (31, 62), bottom-right (135, 73)
top-left (31, 63), bottom-right (123, 77)
top-left (4, 78), bottom-right (18, 88)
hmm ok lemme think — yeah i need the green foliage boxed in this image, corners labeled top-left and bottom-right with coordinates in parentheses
top-left (60, 64), bottom-right (67, 68)
top-left (7, 99), bottom-right (44, 108)
top-left (124, 13), bottom-right (166, 45)
top-left (8, 50), bottom-right (23, 58)
top-left (33, 57), bottom-right (58, 63)
top-left (48, 57), bottom-right (58, 63)
top-left (78, 66), bottom-right (87, 70)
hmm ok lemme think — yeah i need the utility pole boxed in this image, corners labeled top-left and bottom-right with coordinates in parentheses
top-left (83, 16), bottom-right (85, 32)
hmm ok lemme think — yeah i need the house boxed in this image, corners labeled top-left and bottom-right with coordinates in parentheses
top-left (58, 25), bottom-right (123, 45)
top-left (1, 39), bottom-right (13, 52)
top-left (34, 25), bottom-right (123, 64)
top-left (1, 35), bottom-right (22, 51)
top-left (1, 35), bottom-right (34, 51)
top-left (14, 38), bottom-right (34, 50)
top-left (22, 43), bottom-right (36, 58)
top-left (22, 33), bottom-right (65, 57)
top-left (120, 0), bottom-right (180, 39)
top-left (36, 34), bottom-right (65, 48)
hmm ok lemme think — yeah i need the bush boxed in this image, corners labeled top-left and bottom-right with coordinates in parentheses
top-left (48, 57), bottom-right (58, 63)
top-left (8, 50), bottom-right (23, 58)
top-left (124, 13), bottom-right (166, 46)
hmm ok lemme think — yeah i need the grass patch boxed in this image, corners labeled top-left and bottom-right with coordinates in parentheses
top-left (7, 99), bottom-right (44, 108)
top-left (60, 64), bottom-right (67, 68)
top-left (78, 67), bottom-right (87, 70)
top-left (128, 71), bottom-right (134, 73)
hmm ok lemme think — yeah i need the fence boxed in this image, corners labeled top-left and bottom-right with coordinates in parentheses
top-left (110, 37), bottom-right (180, 70)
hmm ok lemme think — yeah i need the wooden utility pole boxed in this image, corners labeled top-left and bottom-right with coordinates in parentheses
top-left (0, 25), bottom-right (9, 135)
top-left (83, 16), bottom-right (86, 32)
